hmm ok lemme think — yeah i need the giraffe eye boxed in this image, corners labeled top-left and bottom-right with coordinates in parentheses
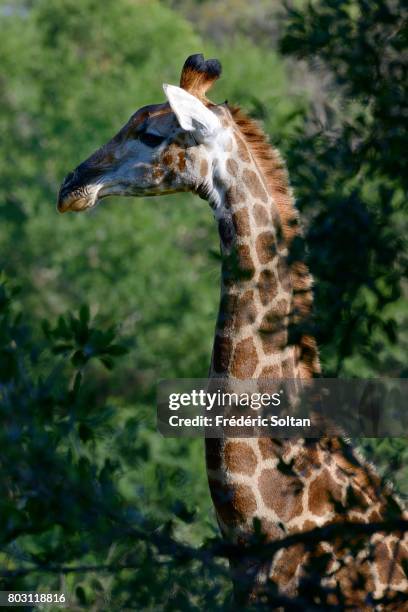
top-left (139, 132), bottom-right (165, 148)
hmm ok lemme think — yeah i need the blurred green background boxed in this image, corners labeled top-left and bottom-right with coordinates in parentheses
top-left (0, 0), bottom-right (406, 609)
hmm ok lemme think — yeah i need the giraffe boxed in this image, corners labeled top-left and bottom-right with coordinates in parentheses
top-left (57, 54), bottom-right (407, 608)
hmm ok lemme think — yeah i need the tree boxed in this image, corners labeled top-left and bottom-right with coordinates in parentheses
top-left (280, 0), bottom-right (408, 494)
top-left (281, 0), bottom-right (407, 376)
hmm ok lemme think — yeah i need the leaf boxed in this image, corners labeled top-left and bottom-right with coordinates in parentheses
top-left (78, 423), bottom-right (93, 442)
top-left (73, 371), bottom-right (82, 396)
top-left (52, 343), bottom-right (73, 354)
top-left (79, 304), bottom-right (90, 326)
top-left (172, 500), bottom-right (196, 524)
top-left (104, 344), bottom-right (128, 356)
top-left (100, 356), bottom-right (114, 370)
top-left (55, 316), bottom-right (71, 340)
top-left (75, 586), bottom-right (87, 606)
top-left (42, 319), bottom-right (51, 339)
top-left (71, 350), bottom-right (87, 367)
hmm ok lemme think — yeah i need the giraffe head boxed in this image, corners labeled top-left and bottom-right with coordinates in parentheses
top-left (57, 54), bottom-right (233, 213)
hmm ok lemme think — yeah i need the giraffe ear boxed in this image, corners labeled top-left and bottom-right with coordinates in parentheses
top-left (163, 84), bottom-right (221, 143)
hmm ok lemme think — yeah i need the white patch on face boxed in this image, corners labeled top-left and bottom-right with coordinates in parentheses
top-left (203, 126), bottom-right (236, 217)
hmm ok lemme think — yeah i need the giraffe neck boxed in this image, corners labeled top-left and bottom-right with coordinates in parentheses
top-left (209, 144), bottom-right (299, 381)
top-left (203, 141), bottom-right (309, 539)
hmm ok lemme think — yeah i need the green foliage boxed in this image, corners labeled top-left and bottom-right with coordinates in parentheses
top-left (280, 0), bottom-right (408, 496)
top-left (0, 278), bottom-right (230, 609)
top-left (280, 0), bottom-right (407, 377)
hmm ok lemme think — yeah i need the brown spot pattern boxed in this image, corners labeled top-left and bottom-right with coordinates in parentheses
top-left (259, 310), bottom-right (287, 354)
top-left (235, 290), bottom-right (256, 328)
top-left (298, 335), bottom-right (319, 372)
top-left (276, 298), bottom-right (290, 316)
top-left (308, 469), bottom-right (343, 517)
top-left (257, 269), bottom-right (278, 306)
top-left (277, 257), bottom-right (291, 292)
top-left (209, 481), bottom-right (257, 525)
top-left (232, 484), bottom-right (257, 517)
top-left (259, 310), bottom-right (284, 335)
top-left (200, 158), bottom-right (208, 178)
top-left (295, 445), bottom-right (322, 478)
top-left (291, 261), bottom-right (311, 291)
top-left (281, 357), bottom-right (294, 377)
top-left (259, 365), bottom-right (281, 379)
top-left (232, 208), bottom-right (250, 237)
top-left (177, 151), bottom-right (186, 171)
top-left (226, 185), bottom-right (247, 207)
top-left (259, 469), bottom-right (303, 522)
top-left (224, 441), bottom-right (257, 476)
top-left (253, 204), bottom-right (270, 226)
top-left (243, 168), bottom-right (268, 203)
top-left (375, 542), bottom-right (399, 584)
top-left (261, 331), bottom-right (287, 354)
top-left (259, 518), bottom-right (283, 541)
top-left (235, 244), bottom-right (256, 279)
top-left (258, 438), bottom-right (281, 460)
top-left (162, 151), bottom-right (173, 166)
top-left (256, 231), bottom-right (277, 264)
top-left (226, 158), bottom-right (238, 176)
top-left (367, 508), bottom-right (382, 521)
top-left (303, 519), bottom-right (317, 531)
top-left (152, 166), bottom-right (165, 181)
top-left (231, 337), bottom-right (258, 378)
top-left (272, 544), bottom-right (305, 586)
top-left (236, 135), bottom-right (251, 162)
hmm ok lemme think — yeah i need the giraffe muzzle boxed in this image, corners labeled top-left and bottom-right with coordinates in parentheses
top-left (57, 165), bottom-right (101, 213)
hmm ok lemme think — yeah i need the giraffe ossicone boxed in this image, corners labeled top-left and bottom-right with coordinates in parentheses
top-left (58, 53), bottom-right (407, 608)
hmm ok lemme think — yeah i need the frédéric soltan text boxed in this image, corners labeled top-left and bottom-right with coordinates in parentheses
top-left (167, 415), bottom-right (311, 428)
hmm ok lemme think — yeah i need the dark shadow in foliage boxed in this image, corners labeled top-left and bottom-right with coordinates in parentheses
top-left (0, 276), bottom-right (234, 609)
top-left (280, 0), bottom-right (407, 376)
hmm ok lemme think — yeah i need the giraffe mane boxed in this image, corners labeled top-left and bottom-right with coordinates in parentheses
top-left (228, 104), bottom-right (321, 377)
top-left (228, 105), bottom-right (298, 245)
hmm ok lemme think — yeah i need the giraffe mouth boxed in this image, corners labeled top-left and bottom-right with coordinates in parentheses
top-left (57, 187), bottom-right (103, 213)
